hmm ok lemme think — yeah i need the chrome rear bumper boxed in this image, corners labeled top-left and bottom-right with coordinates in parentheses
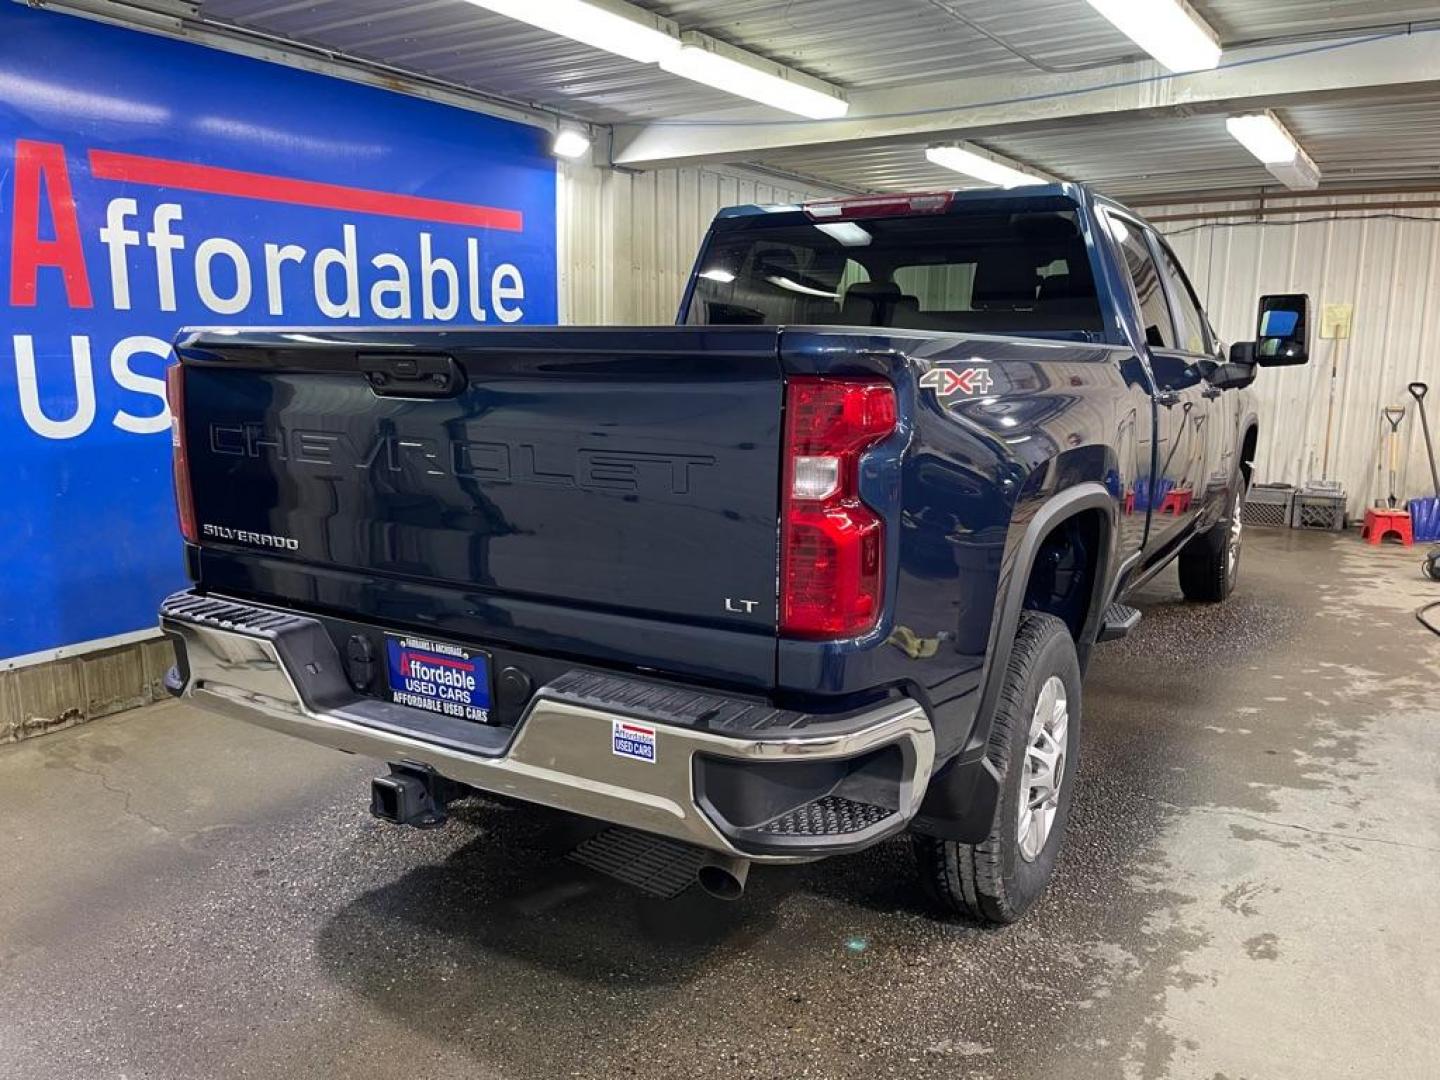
top-left (160, 592), bottom-right (935, 862)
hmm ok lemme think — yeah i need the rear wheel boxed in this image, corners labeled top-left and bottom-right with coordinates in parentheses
top-left (1178, 478), bottom-right (1245, 602)
top-left (913, 612), bottom-right (1081, 924)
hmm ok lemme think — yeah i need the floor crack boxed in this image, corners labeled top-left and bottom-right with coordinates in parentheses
top-left (41, 751), bottom-right (175, 837)
top-left (1154, 800), bottom-right (1440, 855)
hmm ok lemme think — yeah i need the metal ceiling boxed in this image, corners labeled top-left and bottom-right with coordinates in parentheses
top-left (751, 92), bottom-right (1440, 199)
top-left (185, 0), bottom-right (1440, 198)
top-left (623, 0), bottom-right (1137, 87)
top-left (203, 0), bottom-right (1440, 115)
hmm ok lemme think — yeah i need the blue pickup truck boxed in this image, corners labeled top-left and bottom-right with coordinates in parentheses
top-left (159, 184), bottom-right (1309, 923)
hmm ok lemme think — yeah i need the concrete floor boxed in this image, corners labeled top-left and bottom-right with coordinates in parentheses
top-left (2, 529), bottom-right (1437, 1080)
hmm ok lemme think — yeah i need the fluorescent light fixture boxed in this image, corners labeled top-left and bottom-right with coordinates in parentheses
top-left (1226, 112), bottom-right (1297, 164)
top-left (1226, 111), bottom-right (1321, 190)
top-left (660, 34), bottom-right (849, 119)
top-left (1267, 153), bottom-right (1321, 191)
top-left (814, 222), bottom-right (872, 247)
top-left (1085, 0), bottom-right (1222, 73)
top-left (465, 1), bottom-right (848, 118)
top-left (925, 144), bottom-right (1045, 188)
top-left (698, 268), bottom-right (735, 284)
top-left (460, 0), bottom-right (680, 64)
top-left (551, 128), bottom-right (592, 159)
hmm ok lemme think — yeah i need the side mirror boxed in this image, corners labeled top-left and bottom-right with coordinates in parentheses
top-left (1209, 359), bottom-right (1258, 390)
top-left (1254, 294), bottom-right (1310, 366)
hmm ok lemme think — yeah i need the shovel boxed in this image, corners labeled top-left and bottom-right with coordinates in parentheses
top-left (1382, 406), bottom-right (1406, 509)
top-left (1408, 382), bottom-right (1440, 541)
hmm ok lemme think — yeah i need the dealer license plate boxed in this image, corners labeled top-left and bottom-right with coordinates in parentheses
top-left (384, 633), bottom-right (492, 723)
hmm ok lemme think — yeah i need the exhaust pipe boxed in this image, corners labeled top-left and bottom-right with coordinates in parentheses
top-left (696, 855), bottom-right (750, 900)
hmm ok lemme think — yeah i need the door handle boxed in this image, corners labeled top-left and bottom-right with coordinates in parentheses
top-left (1201, 386), bottom-right (1222, 399)
top-left (1154, 389), bottom-right (1180, 407)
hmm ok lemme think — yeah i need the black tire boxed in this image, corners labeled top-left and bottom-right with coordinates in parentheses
top-left (1178, 478), bottom-right (1245, 602)
top-left (913, 612), bottom-right (1081, 924)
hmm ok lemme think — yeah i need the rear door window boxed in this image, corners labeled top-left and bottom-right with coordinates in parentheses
top-left (1106, 212), bottom-right (1176, 350)
top-left (1154, 242), bottom-right (1211, 355)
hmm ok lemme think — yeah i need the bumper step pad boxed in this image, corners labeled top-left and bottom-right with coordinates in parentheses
top-left (568, 827), bottom-right (708, 899)
top-left (545, 669), bottom-right (816, 735)
top-left (756, 795), bottom-right (894, 837)
top-left (160, 591), bottom-right (312, 638)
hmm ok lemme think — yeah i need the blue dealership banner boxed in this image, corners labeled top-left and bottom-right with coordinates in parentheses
top-left (0, 4), bottom-right (558, 661)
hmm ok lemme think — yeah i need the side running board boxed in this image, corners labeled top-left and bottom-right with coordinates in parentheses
top-left (1096, 603), bottom-right (1141, 643)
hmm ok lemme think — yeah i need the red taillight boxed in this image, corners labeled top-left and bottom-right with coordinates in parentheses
top-left (780, 377), bottom-right (897, 639)
top-left (166, 363), bottom-right (197, 544)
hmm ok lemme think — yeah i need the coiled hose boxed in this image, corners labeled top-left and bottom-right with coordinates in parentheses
top-left (1421, 548), bottom-right (1440, 637)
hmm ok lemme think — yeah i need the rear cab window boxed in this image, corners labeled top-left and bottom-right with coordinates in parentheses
top-left (683, 198), bottom-right (1107, 342)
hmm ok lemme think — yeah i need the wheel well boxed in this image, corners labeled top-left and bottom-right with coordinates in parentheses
top-left (1020, 509), bottom-right (1105, 643)
top-left (1239, 425), bottom-right (1259, 486)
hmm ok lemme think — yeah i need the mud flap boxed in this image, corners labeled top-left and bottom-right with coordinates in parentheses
top-left (908, 752), bottom-right (1003, 843)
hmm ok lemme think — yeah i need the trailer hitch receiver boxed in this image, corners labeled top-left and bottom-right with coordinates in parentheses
top-left (370, 762), bottom-right (460, 828)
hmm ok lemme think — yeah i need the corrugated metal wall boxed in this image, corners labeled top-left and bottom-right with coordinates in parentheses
top-left (560, 172), bottom-right (1440, 516)
top-left (558, 162), bottom-right (833, 325)
top-left (1158, 193), bottom-right (1440, 514)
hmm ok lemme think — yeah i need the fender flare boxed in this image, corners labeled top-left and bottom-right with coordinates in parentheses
top-left (912, 481), bottom-right (1119, 842)
top-left (1238, 415), bottom-right (1260, 478)
top-left (1193, 413), bottom-right (1262, 538)
top-left (971, 481), bottom-right (1119, 737)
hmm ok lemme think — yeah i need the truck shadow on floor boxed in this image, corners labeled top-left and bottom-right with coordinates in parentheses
top-left (308, 769), bottom-right (1186, 1078)
top-left (311, 797), bottom-right (970, 1074)
top-left (316, 798), bottom-right (772, 977)
top-left (314, 796), bottom-right (939, 979)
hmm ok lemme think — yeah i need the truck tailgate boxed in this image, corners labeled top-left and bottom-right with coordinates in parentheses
top-left (176, 328), bottom-right (784, 683)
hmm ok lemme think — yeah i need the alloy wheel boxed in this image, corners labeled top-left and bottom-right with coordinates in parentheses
top-left (1017, 675), bottom-right (1069, 862)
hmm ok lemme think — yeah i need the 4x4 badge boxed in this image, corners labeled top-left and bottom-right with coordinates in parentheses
top-left (920, 366), bottom-right (993, 399)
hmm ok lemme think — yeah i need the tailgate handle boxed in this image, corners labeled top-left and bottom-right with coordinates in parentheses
top-left (358, 353), bottom-right (465, 398)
